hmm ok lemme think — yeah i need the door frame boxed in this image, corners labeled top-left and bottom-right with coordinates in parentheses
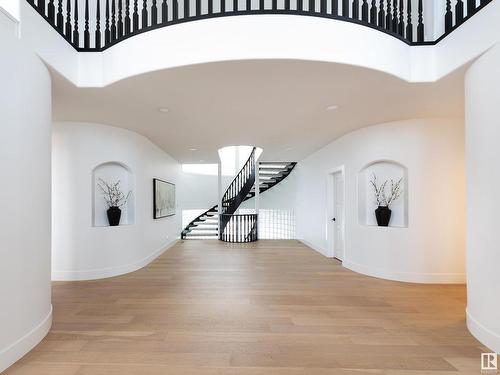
top-left (326, 166), bottom-right (346, 261)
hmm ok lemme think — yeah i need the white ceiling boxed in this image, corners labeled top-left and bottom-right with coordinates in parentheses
top-left (52, 59), bottom-right (464, 163)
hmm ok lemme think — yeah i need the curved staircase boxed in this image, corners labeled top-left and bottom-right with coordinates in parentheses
top-left (181, 154), bottom-right (297, 240)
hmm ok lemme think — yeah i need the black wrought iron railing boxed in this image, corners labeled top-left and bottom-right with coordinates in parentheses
top-left (26, 0), bottom-right (493, 52)
top-left (220, 213), bottom-right (258, 242)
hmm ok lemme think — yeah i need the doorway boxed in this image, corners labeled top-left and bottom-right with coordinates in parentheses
top-left (327, 168), bottom-right (345, 261)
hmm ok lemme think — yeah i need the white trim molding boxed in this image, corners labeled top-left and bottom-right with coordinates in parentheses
top-left (298, 239), bottom-right (331, 258)
top-left (52, 239), bottom-right (179, 281)
top-left (467, 308), bottom-right (500, 354)
top-left (0, 305), bottom-right (52, 373)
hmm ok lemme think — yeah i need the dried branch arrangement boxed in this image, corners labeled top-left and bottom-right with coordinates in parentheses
top-left (96, 178), bottom-right (132, 208)
top-left (370, 174), bottom-right (403, 207)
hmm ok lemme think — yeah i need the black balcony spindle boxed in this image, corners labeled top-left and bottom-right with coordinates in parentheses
top-left (105, 0), bottom-right (110, 44)
top-left (398, 0), bottom-right (404, 36)
top-left (417, 0), bottom-right (423, 41)
top-left (342, 0), bottom-right (348, 16)
top-left (352, 0), bottom-right (359, 19)
top-left (125, 0), bottom-right (131, 33)
top-left (118, 0), bottom-right (123, 37)
top-left (96, 0), bottom-right (101, 48)
top-left (455, 0), bottom-right (464, 24)
top-left (405, 0), bottom-right (412, 41)
top-left (151, 0), bottom-right (158, 24)
top-left (48, 0), bottom-right (55, 22)
top-left (38, 0), bottom-right (46, 15)
top-left (184, 0), bottom-right (189, 17)
top-left (56, 0), bottom-right (63, 30)
top-left (172, 0), bottom-right (178, 20)
top-left (161, 0), bottom-right (168, 22)
top-left (272, 0), bottom-right (277, 10)
top-left (467, 0), bottom-right (476, 17)
top-left (320, 0), bottom-right (326, 13)
top-left (284, 0), bottom-right (290, 10)
top-left (378, 0), bottom-right (385, 28)
top-left (65, 0), bottom-right (72, 41)
top-left (111, 0), bottom-right (116, 40)
top-left (208, 0), bottom-right (213, 13)
top-left (445, 0), bottom-right (452, 32)
top-left (332, 0), bottom-right (338, 16)
top-left (195, 0), bottom-right (201, 15)
top-left (133, 0), bottom-right (139, 30)
top-left (370, 0), bottom-right (376, 24)
top-left (385, 0), bottom-right (391, 30)
top-left (84, 0), bottom-right (90, 47)
top-left (73, 0), bottom-right (79, 46)
top-left (392, 0), bottom-right (397, 31)
top-left (142, 0), bottom-right (148, 26)
top-left (361, 0), bottom-right (368, 21)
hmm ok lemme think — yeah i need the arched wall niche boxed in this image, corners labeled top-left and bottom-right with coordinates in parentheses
top-left (92, 161), bottom-right (136, 227)
top-left (358, 159), bottom-right (408, 228)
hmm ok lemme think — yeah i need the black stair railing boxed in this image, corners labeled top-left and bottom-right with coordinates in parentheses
top-left (220, 147), bottom-right (257, 242)
top-left (220, 213), bottom-right (258, 242)
top-left (26, 0), bottom-right (493, 51)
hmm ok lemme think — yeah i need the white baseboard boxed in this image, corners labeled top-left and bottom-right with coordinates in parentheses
top-left (298, 239), bottom-right (331, 258)
top-left (0, 305), bottom-right (52, 373)
top-left (467, 308), bottom-right (500, 354)
top-left (52, 239), bottom-right (179, 281)
top-left (343, 259), bottom-right (466, 284)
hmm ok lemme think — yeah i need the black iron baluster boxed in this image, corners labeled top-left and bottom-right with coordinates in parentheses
top-left (405, 0), bottom-right (412, 41)
top-left (142, 0), bottom-right (148, 27)
top-left (378, 0), bottom-right (385, 28)
top-left (195, 0), bottom-right (201, 15)
top-left (332, 0), bottom-right (338, 16)
top-left (370, 0), bottom-right (376, 24)
top-left (385, 0), bottom-right (391, 30)
top-left (161, 0), bottom-right (167, 22)
top-left (361, 0), bottom-right (368, 21)
top-left (73, 0), bottom-right (79, 46)
top-left (392, 0), bottom-right (397, 31)
top-left (105, 0), bottom-right (110, 44)
top-left (96, 0), bottom-right (101, 48)
top-left (309, 0), bottom-right (314, 12)
top-left (125, 0), bottom-right (131, 33)
top-left (467, 0), bottom-right (476, 17)
top-left (118, 0), bottom-right (123, 37)
top-left (65, 0), bottom-right (72, 42)
top-left (38, 0), bottom-right (46, 15)
top-left (48, 0), bottom-right (55, 23)
top-left (320, 0), bottom-right (326, 13)
top-left (398, 0), bottom-right (403, 36)
top-left (342, 0), bottom-right (348, 16)
top-left (56, 0), bottom-right (63, 31)
top-left (208, 0), bottom-right (213, 13)
top-left (234, 0), bottom-right (239, 12)
top-left (151, 0), bottom-right (158, 25)
top-left (455, 0), bottom-right (464, 24)
top-left (284, 0), bottom-right (290, 10)
top-left (111, 0), bottom-right (116, 40)
top-left (84, 0), bottom-right (90, 47)
top-left (133, 0), bottom-right (139, 30)
top-left (417, 0), bottom-right (423, 41)
top-left (172, 0), bottom-right (178, 20)
top-left (184, 0), bottom-right (189, 18)
top-left (445, 0), bottom-right (452, 33)
top-left (297, 0), bottom-right (303, 11)
top-left (352, 0), bottom-right (359, 19)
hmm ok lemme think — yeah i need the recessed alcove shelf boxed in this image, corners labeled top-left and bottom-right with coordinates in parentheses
top-left (92, 162), bottom-right (136, 227)
top-left (358, 160), bottom-right (408, 228)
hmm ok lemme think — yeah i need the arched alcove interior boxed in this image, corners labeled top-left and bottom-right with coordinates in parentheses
top-left (358, 160), bottom-right (408, 228)
top-left (92, 161), bottom-right (135, 227)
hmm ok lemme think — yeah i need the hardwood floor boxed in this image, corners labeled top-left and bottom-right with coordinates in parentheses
top-left (6, 240), bottom-right (486, 374)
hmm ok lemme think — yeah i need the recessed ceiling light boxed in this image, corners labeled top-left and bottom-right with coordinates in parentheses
top-left (158, 107), bottom-right (169, 113)
top-left (188, 148), bottom-right (198, 151)
top-left (326, 105), bottom-right (339, 111)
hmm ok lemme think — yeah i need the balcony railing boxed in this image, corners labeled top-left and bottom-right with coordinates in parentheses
top-left (26, 0), bottom-right (493, 51)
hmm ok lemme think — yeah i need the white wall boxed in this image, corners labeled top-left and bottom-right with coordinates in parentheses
top-left (0, 13), bottom-right (52, 372)
top-left (296, 118), bottom-right (466, 283)
top-left (52, 122), bottom-right (181, 280)
top-left (465, 43), bottom-right (500, 354)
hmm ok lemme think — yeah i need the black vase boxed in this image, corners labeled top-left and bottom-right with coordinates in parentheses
top-left (107, 206), bottom-right (122, 226)
top-left (375, 206), bottom-right (392, 227)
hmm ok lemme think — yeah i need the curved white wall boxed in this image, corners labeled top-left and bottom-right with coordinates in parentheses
top-left (0, 16), bottom-right (52, 372)
top-left (465, 43), bottom-right (500, 353)
top-left (295, 118), bottom-right (466, 283)
top-left (52, 122), bottom-right (181, 280)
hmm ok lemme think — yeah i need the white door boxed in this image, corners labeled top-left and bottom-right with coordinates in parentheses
top-left (331, 171), bottom-right (345, 261)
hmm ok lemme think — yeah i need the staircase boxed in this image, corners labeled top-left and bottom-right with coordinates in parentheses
top-left (181, 160), bottom-right (297, 240)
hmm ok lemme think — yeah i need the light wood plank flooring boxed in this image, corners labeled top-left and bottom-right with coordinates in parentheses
top-left (5, 240), bottom-right (487, 374)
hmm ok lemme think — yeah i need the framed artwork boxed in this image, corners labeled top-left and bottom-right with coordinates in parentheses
top-left (153, 179), bottom-right (175, 219)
